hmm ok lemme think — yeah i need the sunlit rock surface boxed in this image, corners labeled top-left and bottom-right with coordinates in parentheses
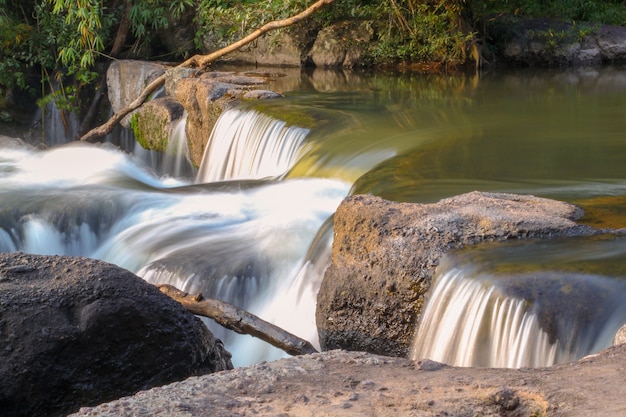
top-left (317, 192), bottom-right (597, 357)
top-left (106, 60), bottom-right (168, 127)
top-left (0, 253), bottom-right (232, 417)
top-left (71, 345), bottom-right (626, 417)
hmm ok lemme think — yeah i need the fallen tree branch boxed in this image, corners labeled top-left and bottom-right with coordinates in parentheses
top-left (158, 284), bottom-right (318, 357)
top-left (79, 0), bottom-right (334, 142)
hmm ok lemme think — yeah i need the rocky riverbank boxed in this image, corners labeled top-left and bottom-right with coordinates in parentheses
top-left (71, 345), bottom-right (626, 417)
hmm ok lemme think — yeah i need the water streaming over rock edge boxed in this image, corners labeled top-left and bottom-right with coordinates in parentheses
top-left (0, 109), bottom-right (346, 367)
top-left (411, 238), bottom-right (626, 368)
top-left (196, 108), bottom-right (310, 183)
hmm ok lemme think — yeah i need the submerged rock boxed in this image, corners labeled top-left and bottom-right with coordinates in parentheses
top-left (316, 192), bottom-right (596, 357)
top-left (0, 253), bottom-right (232, 417)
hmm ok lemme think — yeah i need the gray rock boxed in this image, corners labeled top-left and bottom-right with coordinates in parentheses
top-left (309, 21), bottom-right (373, 68)
top-left (70, 345), bottom-right (626, 417)
top-left (106, 60), bottom-right (169, 127)
top-left (499, 19), bottom-right (626, 66)
top-left (215, 29), bottom-right (307, 67)
top-left (0, 253), bottom-right (232, 417)
top-left (243, 90), bottom-right (284, 99)
top-left (316, 192), bottom-right (595, 357)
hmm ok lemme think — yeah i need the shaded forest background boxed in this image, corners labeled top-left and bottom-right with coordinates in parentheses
top-left (1, 0), bottom-right (626, 127)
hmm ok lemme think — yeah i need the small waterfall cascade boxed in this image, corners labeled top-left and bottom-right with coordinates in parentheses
top-left (411, 239), bottom-right (626, 368)
top-left (0, 138), bottom-right (350, 367)
top-left (130, 113), bottom-right (195, 179)
top-left (411, 264), bottom-right (559, 368)
top-left (196, 108), bottom-right (310, 183)
top-left (30, 100), bottom-right (80, 147)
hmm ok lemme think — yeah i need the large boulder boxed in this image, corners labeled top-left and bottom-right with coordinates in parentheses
top-left (0, 253), bottom-right (232, 417)
top-left (173, 76), bottom-right (242, 167)
top-left (130, 97), bottom-right (186, 153)
top-left (106, 60), bottom-right (169, 127)
top-left (316, 192), bottom-right (596, 357)
top-left (309, 21), bottom-right (374, 68)
top-left (215, 30), bottom-right (306, 67)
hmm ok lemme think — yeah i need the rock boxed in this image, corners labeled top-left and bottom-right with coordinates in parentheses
top-left (309, 21), bottom-right (373, 68)
top-left (165, 67), bottom-right (203, 97)
top-left (614, 323), bottom-right (626, 345)
top-left (243, 90), bottom-right (284, 99)
top-left (106, 61), bottom-right (285, 167)
top-left (106, 60), bottom-right (169, 127)
top-left (0, 253), bottom-right (232, 417)
top-left (490, 386), bottom-right (520, 411)
top-left (316, 192), bottom-right (595, 357)
top-left (70, 345), bottom-right (626, 417)
top-left (130, 97), bottom-right (186, 153)
top-left (173, 78), bottom-right (241, 167)
top-left (214, 25), bottom-right (313, 67)
top-left (595, 25), bottom-right (626, 62)
top-left (497, 19), bottom-right (626, 66)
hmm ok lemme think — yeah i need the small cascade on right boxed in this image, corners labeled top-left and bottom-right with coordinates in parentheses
top-left (196, 108), bottom-right (310, 183)
top-left (411, 237), bottom-right (626, 368)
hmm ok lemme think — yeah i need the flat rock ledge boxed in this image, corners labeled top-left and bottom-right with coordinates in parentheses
top-left (72, 344), bottom-right (626, 417)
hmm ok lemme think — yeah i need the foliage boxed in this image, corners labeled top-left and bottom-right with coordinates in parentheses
top-left (0, 0), bottom-right (196, 111)
top-left (194, 0), bottom-right (474, 65)
top-left (471, 0), bottom-right (626, 26)
top-left (3, 0), bottom-right (626, 116)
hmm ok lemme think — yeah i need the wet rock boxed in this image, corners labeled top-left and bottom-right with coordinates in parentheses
top-left (130, 97), bottom-right (185, 153)
top-left (0, 253), bottom-right (232, 417)
top-left (173, 77), bottom-right (240, 167)
top-left (243, 90), bottom-right (284, 99)
top-left (317, 192), bottom-right (596, 356)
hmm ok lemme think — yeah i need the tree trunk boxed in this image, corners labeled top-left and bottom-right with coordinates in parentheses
top-left (76, 0), bottom-right (132, 139)
top-left (79, 0), bottom-right (334, 143)
top-left (158, 284), bottom-right (319, 357)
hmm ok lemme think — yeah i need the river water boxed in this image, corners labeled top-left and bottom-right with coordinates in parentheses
top-left (2, 66), bottom-right (626, 367)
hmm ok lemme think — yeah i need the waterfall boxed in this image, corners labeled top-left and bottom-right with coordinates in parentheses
top-left (411, 245), bottom-right (626, 368)
top-left (411, 265), bottom-right (559, 368)
top-left (196, 108), bottom-right (309, 183)
top-left (128, 113), bottom-right (196, 179)
top-left (0, 138), bottom-right (350, 367)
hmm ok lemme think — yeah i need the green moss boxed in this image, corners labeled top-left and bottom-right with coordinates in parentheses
top-left (244, 101), bottom-right (316, 129)
top-left (130, 109), bottom-right (169, 153)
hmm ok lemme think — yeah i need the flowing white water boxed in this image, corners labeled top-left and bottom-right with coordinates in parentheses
top-left (411, 265), bottom-right (559, 368)
top-left (0, 136), bottom-right (348, 367)
top-left (196, 108), bottom-right (310, 182)
top-left (412, 247), bottom-right (626, 368)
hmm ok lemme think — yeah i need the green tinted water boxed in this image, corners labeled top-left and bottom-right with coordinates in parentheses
top-left (255, 67), bottom-right (626, 228)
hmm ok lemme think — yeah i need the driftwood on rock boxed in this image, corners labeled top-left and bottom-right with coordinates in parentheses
top-left (79, 0), bottom-right (334, 143)
top-left (158, 284), bottom-right (318, 357)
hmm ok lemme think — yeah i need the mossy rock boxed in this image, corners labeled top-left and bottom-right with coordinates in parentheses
top-left (130, 97), bottom-right (185, 153)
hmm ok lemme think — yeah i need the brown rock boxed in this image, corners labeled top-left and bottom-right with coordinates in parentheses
top-left (316, 192), bottom-right (595, 357)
